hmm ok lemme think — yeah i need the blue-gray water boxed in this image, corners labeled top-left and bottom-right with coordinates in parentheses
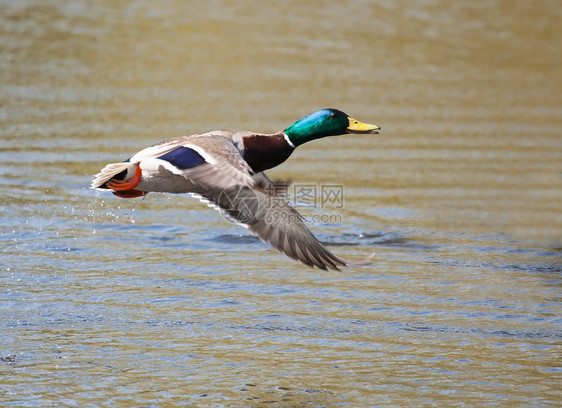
top-left (1, 1), bottom-right (561, 406)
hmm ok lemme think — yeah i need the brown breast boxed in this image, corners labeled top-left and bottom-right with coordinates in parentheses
top-left (242, 133), bottom-right (295, 173)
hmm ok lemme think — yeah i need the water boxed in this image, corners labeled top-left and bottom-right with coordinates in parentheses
top-left (1, 1), bottom-right (561, 406)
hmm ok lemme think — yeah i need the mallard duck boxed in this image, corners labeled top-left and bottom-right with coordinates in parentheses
top-left (91, 108), bottom-right (380, 270)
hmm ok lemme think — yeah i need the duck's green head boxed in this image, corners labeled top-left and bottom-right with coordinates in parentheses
top-left (284, 108), bottom-right (380, 147)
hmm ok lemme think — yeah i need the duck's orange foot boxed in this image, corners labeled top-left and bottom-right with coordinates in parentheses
top-left (113, 189), bottom-right (148, 199)
top-left (107, 164), bottom-right (142, 191)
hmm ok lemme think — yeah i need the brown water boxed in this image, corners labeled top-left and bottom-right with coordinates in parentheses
top-left (1, 1), bottom-right (561, 407)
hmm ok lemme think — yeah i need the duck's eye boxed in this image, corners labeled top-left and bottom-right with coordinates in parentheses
top-left (329, 113), bottom-right (336, 119)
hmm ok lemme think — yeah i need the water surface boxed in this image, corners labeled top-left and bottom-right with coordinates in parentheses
top-left (1, 1), bottom-right (561, 406)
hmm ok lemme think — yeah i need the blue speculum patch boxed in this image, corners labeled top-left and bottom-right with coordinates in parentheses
top-left (158, 146), bottom-right (206, 169)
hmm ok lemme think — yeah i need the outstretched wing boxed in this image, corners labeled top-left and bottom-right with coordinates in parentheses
top-left (195, 173), bottom-right (346, 270)
top-left (137, 134), bottom-right (257, 191)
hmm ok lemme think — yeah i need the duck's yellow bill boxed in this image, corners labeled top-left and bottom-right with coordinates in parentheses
top-left (347, 117), bottom-right (380, 134)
